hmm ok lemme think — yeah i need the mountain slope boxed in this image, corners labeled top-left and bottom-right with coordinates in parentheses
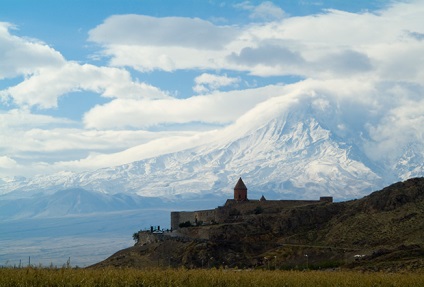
top-left (0, 94), bottom-right (386, 200)
top-left (91, 177), bottom-right (424, 271)
top-left (1, 92), bottom-right (421, 207)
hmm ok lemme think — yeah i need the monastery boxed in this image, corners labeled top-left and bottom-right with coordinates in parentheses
top-left (171, 178), bottom-right (333, 230)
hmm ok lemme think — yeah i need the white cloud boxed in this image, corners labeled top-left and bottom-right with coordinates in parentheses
top-left (0, 108), bottom-right (72, 129)
top-left (0, 156), bottom-right (18, 169)
top-left (102, 45), bottom-right (229, 72)
top-left (0, 107), bottom-right (200, 177)
top-left (89, 15), bottom-right (238, 50)
top-left (53, 131), bottom-right (213, 172)
top-left (0, 22), bottom-right (65, 79)
top-left (87, 15), bottom-right (238, 72)
top-left (193, 73), bottom-right (240, 94)
top-left (0, 108), bottom-right (187, 155)
top-left (1, 62), bottom-right (168, 108)
top-left (0, 24), bottom-right (169, 109)
top-left (88, 1), bottom-right (424, 82)
top-left (365, 99), bottom-right (424, 161)
top-left (83, 85), bottom-right (286, 129)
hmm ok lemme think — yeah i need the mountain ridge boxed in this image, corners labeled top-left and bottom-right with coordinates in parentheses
top-left (0, 188), bottom-right (166, 220)
top-left (0, 92), bottom-right (421, 209)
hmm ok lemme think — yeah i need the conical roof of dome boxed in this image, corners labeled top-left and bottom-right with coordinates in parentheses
top-left (234, 177), bottom-right (247, 190)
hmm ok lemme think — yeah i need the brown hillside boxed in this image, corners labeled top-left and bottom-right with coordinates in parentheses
top-left (90, 177), bottom-right (424, 271)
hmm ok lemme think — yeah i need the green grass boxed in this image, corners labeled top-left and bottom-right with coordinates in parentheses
top-left (0, 267), bottom-right (423, 287)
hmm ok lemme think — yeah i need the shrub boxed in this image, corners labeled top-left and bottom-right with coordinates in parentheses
top-left (132, 232), bottom-right (139, 243)
top-left (179, 221), bottom-right (193, 228)
top-left (196, 220), bottom-right (203, 226)
top-left (254, 206), bottom-right (264, 214)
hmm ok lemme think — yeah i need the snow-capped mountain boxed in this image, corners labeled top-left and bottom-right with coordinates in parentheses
top-left (1, 92), bottom-right (422, 206)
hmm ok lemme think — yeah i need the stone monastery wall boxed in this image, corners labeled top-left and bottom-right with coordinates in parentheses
top-left (170, 178), bottom-right (333, 230)
top-left (171, 209), bottom-right (217, 230)
top-left (171, 197), bottom-right (332, 230)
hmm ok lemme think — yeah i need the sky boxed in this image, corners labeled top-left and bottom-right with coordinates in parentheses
top-left (0, 0), bottom-right (423, 179)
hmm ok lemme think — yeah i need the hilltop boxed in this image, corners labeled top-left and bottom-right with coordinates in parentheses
top-left (90, 177), bottom-right (424, 271)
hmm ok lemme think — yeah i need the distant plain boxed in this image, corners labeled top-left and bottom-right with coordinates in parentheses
top-left (0, 209), bottom-right (169, 267)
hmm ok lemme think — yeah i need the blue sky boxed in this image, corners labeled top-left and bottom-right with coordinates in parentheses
top-left (0, 0), bottom-right (389, 103)
top-left (1, 0), bottom-right (423, 178)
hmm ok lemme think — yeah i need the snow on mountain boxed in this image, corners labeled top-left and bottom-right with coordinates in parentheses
top-left (0, 91), bottom-right (422, 206)
top-left (393, 143), bottom-right (424, 181)
top-left (0, 89), bottom-right (424, 215)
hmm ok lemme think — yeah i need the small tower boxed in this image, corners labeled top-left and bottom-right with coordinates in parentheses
top-left (234, 177), bottom-right (248, 201)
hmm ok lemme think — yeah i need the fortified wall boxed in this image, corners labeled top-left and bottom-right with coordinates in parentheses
top-left (171, 178), bottom-right (333, 230)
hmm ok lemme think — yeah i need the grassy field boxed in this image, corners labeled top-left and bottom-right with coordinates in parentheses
top-left (0, 267), bottom-right (424, 287)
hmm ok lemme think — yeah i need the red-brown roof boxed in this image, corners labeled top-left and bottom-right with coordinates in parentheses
top-left (234, 177), bottom-right (247, 190)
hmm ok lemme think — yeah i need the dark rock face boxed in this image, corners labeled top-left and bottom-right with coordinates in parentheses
top-left (91, 178), bottom-right (424, 271)
top-left (360, 177), bottom-right (424, 212)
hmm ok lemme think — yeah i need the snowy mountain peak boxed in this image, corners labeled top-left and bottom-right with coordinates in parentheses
top-left (1, 92), bottom-right (421, 203)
